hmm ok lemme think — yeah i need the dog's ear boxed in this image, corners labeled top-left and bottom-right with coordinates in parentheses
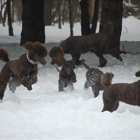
top-left (49, 47), bottom-right (58, 57)
top-left (70, 60), bottom-right (75, 69)
top-left (81, 58), bottom-right (85, 65)
top-left (33, 41), bottom-right (47, 57)
top-left (61, 56), bottom-right (66, 63)
top-left (23, 42), bottom-right (34, 52)
top-left (110, 73), bottom-right (114, 78)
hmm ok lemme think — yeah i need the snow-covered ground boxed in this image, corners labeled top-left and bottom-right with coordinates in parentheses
top-left (0, 16), bottom-right (140, 139)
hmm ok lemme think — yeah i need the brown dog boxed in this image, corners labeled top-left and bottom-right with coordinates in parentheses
top-left (82, 60), bottom-right (114, 97)
top-left (0, 41), bottom-right (47, 100)
top-left (49, 21), bottom-right (122, 67)
top-left (102, 80), bottom-right (140, 112)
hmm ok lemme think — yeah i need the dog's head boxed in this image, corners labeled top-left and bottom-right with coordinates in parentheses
top-left (49, 47), bottom-right (63, 66)
top-left (101, 72), bottom-right (114, 87)
top-left (23, 41), bottom-right (47, 65)
top-left (0, 49), bottom-right (9, 62)
top-left (62, 58), bottom-right (75, 75)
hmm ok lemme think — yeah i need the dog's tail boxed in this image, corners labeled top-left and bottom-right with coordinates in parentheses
top-left (135, 70), bottom-right (140, 77)
top-left (104, 21), bottom-right (114, 37)
top-left (0, 49), bottom-right (9, 62)
top-left (82, 59), bottom-right (90, 70)
top-left (56, 67), bottom-right (61, 73)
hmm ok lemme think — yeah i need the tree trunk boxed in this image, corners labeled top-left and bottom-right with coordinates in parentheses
top-left (62, 0), bottom-right (67, 25)
top-left (11, 0), bottom-right (14, 22)
top-left (20, 0), bottom-right (45, 45)
top-left (99, 0), bottom-right (123, 52)
top-left (44, 0), bottom-right (53, 26)
top-left (7, 0), bottom-right (14, 36)
top-left (58, 0), bottom-right (61, 29)
top-left (91, 0), bottom-right (100, 33)
top-left (69, 0), bottom-right (73, 36)
top-left (80, 0), bottom-right (90, 35)
top-left (0, 1), bottom-right (7, 26)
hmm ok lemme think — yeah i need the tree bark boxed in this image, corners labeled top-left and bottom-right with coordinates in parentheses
top-left (99, 0), bottom-right (123, 52)
top-left (7, 0), bottom-right (14, 36)
top-left (69, 0), bottom-right (73, 36)
top-left (20, 0), bottom-right (45, 45)
top-left (44, 0), bottom-right (53, 26)
top-left (58, 0), bottom-right (61, 29)
top-left (91, 0), bottom-right (100, 34)
top-left (80, 0), bottom-right (90, 35)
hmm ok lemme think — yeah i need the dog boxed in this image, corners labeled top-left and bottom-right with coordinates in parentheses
top-left (49, 21), bottom-right (122, 67)
top-left (56, 57), bottom-right (76, 91)
top-left (0, 41), bottom-right (47, 100)
top-left (82, 59), bottom-right (114, 97)
top-left (102, 79), bottom-right (140, 112)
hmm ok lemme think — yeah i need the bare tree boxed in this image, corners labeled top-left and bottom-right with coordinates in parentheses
top-left (80, 0), bottom-right (90, 35)
top-left (44, 0), bottom-right (53, 25)
top-left (7, 0), bottom-right (14, 36)
top-left (99, 0), bottom-right (123, 52)
top-left (91, 0), bottom-right (100, 33)
top-left (20, 0), bottom-right (45, 45)
top-left (68, 0), bottom-right (73, 36)
top-left (58, 0), bottom-right (61, 29)
top-left (0, 0), bottom-right (7, 26)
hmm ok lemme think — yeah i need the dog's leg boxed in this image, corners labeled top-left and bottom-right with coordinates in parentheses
top-left (91, 85), bottom-right (99, 98)
top-left (71, 54), bottom-right (81, 66)
top-left (58, 80), bottom-right (64, 91)
top-left (94, 52), bottom-right (107, 67)
top-left (68, 83), bottom-right (74, 91)
top-left (84, 80), bottom-right (90, 89)
top-left (102, 98), bottom-right (116, 112)
top-left (112, 101), bottom-right (119, 112)
top-left (27, 75), bottom-right (37, 90)
top-left (0, 64), bottom-right (11, 100)
top-left (9, 76), bottom-right (20, 93)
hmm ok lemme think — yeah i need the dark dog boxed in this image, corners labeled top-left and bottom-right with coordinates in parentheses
top-left (49, 21), bottom-right (122, 67)
top-left (102, 79), bottom-right (140, 112)
top-left (0, 41), bottom-right (47, 100)
top-left (82, 60), bottom-right (114, 97)
top-left (56, 58), bottom-right (76, 91)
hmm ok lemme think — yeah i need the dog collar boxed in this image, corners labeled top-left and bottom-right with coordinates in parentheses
top-left (59, 46), bottom-right (65, 55)
top-left (26, 52), bottom-right (37, 65)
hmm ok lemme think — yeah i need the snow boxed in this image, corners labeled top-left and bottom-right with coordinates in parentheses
top-left (0, 16), bottom-right (140, 139)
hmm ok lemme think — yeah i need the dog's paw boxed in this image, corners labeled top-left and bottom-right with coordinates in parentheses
top-left (27, 86), bottom-right (32, 91)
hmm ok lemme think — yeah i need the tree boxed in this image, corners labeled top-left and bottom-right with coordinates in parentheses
top-left (7, 0), bottom-right (14, 36)
top-left (20, 0), bottom-right (45, 45)
top-left (68, 0), bottom-right (73, 36)
top-left (91, 0), bottom-right (100, 34)
top-left (0, 1), bottom-right (7, 26)
top-left (99, 0), bottom-right (123, 52)
top-left (44, 0), bottom-right (53, 25)
top-left (80, 0), bottom-right (90, 35)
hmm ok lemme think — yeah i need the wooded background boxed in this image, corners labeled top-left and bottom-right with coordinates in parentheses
top-left (0, 0), bottom-right (140, 50)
